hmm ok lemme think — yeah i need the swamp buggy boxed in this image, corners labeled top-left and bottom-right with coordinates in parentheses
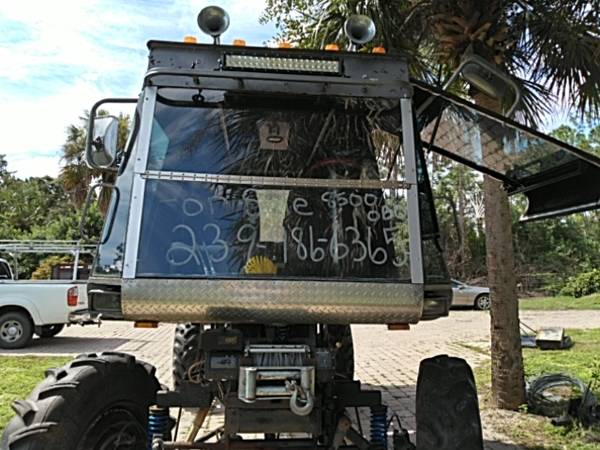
top-left (2, 6), bottom-right (600, 450)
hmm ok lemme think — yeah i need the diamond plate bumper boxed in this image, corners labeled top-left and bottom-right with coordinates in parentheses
top-left (121, 278), bottom-right (423, 324)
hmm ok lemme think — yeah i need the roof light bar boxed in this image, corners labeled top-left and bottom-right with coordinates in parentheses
top-left (223, 54), bottom-right (341, 75)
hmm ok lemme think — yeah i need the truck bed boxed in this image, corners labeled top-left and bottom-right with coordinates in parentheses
top-left (0, 280), bottom-right (88, 325)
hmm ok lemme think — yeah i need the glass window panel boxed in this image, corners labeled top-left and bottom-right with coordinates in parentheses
top-left (137, 180), bottom-right (410, 280)
top-left (137, 90), bottom-right (412, 281)
top-left (93, 159), bottom-right (134, 276)
top-left (420, 100), bottom-right (580, 183)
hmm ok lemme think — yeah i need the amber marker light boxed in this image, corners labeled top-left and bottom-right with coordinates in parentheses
top-left (372, 46), bottom-right (386, 54)
top-left (233, 39), bottom-right (247, 46)
top-left (278, 42), bottom-right (292, 48)
top-left (134, 321), bottom-right (159, 328)
top-left (325, 44), bottom-right (340, 51)
top-left (183, 35), bottom-right (198, 44)
top-left (387, 323), bottom-right (410, 331)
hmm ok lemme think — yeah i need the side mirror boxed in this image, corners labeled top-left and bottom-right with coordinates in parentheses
top-left (443, 53), bottom-right (522, 117)
top-left (84, 97), bottom-right (138, 170)
top-left (87, 116), bottom-right (119, 168)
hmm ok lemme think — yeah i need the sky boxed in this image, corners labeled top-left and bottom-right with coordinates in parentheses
top-left (0, 0), bottom-right (276, 178)
top-left (0, 1), bottom-right (577, 179)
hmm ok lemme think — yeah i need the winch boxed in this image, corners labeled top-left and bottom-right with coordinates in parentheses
top-left (238, 344), bottom-right (316, 416)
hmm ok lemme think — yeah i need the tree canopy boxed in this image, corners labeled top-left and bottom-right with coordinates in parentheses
top-left (263, 0), bottom-right (600, 123)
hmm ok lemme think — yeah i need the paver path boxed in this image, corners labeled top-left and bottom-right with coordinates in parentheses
top-left (3, 309), bottom-right (600, 448)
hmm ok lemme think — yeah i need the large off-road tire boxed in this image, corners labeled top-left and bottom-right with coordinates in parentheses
top-left (416, 355), bottom-right (483, 450)
top-left (38, 324), bottom-right (65, 338)
top-left (0, 311), bottom-right (33, 349)
top-left (322, 324), bottom-right (354, 380)
top-left (173, 323), bottom-right (203, 388)
top-left (1, 352), bottom-right (160, 450)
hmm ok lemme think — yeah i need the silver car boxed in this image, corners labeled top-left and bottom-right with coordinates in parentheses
top-left (451, 279), bottom-right (491, 310)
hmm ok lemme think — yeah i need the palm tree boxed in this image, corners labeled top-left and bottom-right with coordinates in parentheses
top-left (60, 112), bottom-right (130, 213)
top-left (263, 0), bottom-right (600, 409)
top-left (61, 120), bottom-right (92, 207)
top-left (0, 154), bottom-right (9, 185)
top-left (0, 154), bottom-right (8, 173)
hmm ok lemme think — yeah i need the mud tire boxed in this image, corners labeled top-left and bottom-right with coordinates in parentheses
top-left (0, 352), bottom-right (159, 450)
top-left (172, 323), bottom-right (203, 388)
top-left (416, 355), bottom-right (483, 450)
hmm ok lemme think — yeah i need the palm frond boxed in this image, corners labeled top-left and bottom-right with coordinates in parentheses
top-left (510, 75), bottom-right (555, 127)
top-left (59, 163), bottom-right (91, 207)
top-left (518, 0), bottom-right (600, 115)
top-left (263, 0), bottom-right (600, 122)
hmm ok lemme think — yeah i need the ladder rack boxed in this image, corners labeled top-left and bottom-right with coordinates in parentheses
top-left (0, 240), bottom-right (96, 280)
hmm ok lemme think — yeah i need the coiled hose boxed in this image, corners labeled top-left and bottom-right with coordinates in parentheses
top-left (527, 374), bottom-right (598, 426)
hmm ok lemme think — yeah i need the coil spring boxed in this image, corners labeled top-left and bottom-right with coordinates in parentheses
top-left (148, 406), bottom-right (169, 450)
top-left (370, 405), bottom-right (388, 449)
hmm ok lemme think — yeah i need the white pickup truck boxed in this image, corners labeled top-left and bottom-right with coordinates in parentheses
top-left (0, 258), bottom-right (90, 349)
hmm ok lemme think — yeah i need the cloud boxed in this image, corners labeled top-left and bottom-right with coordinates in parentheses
top-left (6, 155), bottom-right (62, 179)
top-left (0, 78), bottom-right (133, 177)
top-left (0, 0), bottom-right (274, 178)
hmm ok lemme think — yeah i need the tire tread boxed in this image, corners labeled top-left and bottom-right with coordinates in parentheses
top-left (172, 323), bottom-right (202, 388)
top-left (1, 352), bottom-right (159, 450)
top-left (416, 355), bottom-right (483, 450)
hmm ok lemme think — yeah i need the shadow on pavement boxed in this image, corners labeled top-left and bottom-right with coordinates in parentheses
top-left (483, 441), bottom-right (524, 450)
top-left (0, 336), bottom-right (131, 355)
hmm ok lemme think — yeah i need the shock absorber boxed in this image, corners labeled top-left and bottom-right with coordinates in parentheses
top-left (370, 405), bottom-right (388, 449)
top-left (148, 405), bottom-right (169, 450)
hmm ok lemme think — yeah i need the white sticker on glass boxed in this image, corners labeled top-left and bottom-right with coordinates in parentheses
top-left (256, 189), bottom-right (290, 242)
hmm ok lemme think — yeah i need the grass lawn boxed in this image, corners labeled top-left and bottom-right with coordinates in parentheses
top-left (519, 294), bottom-right (600, 311)
top-left (0, 356), bottom-right (71, 433)
top-left (475, 328), bottom-right (600, 449)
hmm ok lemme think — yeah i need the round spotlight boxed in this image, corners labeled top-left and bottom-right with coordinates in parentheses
top-left (344, 15), bottom-right (376, 46)
top-left (197, 6), bottom-right (230, 44)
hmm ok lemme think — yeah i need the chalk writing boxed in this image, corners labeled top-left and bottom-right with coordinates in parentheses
top-left (166, 188), bottom-right (410, 270)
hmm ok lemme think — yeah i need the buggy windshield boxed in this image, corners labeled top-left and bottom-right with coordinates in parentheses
top-left (137, 89), bottom-right (413, 281)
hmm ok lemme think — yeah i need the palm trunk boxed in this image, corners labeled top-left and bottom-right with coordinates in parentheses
top-left (475, 92), bottom-right (526, 410)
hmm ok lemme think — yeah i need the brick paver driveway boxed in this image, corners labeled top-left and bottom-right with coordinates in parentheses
top-left (3, 309), bottom-right (600, 449)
